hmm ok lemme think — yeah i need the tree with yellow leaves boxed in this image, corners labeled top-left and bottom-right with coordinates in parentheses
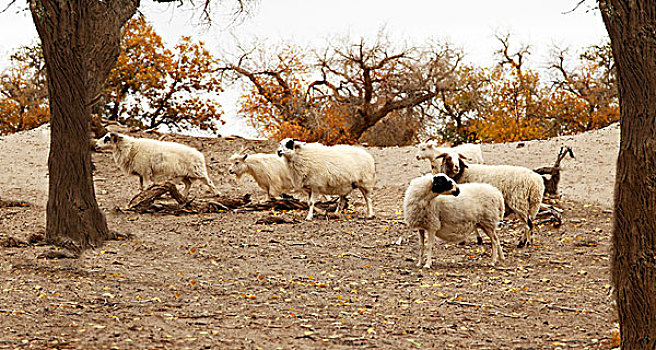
top-left (0, 16), bottom-right (224, 136)
top-left (224, 33), bottom-right (460, 145)
top-left (0, 45), bottom-right (49, 135)
top-left (105, 17), bottom-right (224, 132)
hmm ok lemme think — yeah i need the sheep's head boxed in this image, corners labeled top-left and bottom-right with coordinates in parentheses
top-left (415, 140), bottom-right (438, 160)
top-left (431, 173), bottom-right (460, 197)
top-left (436, 152), bottom-right (469, 178)
top-left (95, 132), bottom-right (122, 151)
top-left (277, 138), bottom-right (303, 158)
top-left (229, 153), bottom-right (249, 178)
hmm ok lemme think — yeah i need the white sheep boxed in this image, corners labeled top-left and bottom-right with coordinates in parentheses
top-left (277, 138), bottom-right (375, 220)
top-left (416, 141), bottom-right (484, 173)
top-left (437, 152), bottom-right (544, 248)
top-left (95, 132), bottom-right (218, 197)
top-left (416, 142), bottom-right (486, 245)
top-left (403, 173), bottom-right (505, 268)
top-left (228, 152), bottom-right (293, 200)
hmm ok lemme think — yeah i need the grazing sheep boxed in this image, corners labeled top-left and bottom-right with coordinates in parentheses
top-left (437, 152), bottom-right (544, 248)
top-left (416, 141), bottom-right (484, 173)
top-left (403, 173), bottom-right (505, 268)
top-left (95, 132), bottom-right (218, 197)
top-left (229, 152), bottom-right (293, 200)
top-left (277, 138), bottom-right (375, 220)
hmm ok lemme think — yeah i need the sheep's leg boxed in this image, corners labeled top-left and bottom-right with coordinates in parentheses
top-left (182, 177), bottom-right (193, 197)
top-left (483, 225), bottom-right (504, 266)
top-left (423, 230), bottom-right (435, 269)
top-left (200, 175), bottom-right (219, 195)
top-left (358, 187), bottom-right (375, 218)
top-left (516, 216), bottom-right (533, 248)
top-left (335, 196), bottom-right (346, 213)
top-left (306, 191), bottom-right (316, 221)
top-left (416, 230), bottom-right (425, 267)
top-left (141, 174), bottom-right (152, 191)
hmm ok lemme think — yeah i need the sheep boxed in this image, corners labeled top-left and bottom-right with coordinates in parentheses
top-left (436, 152), bottom-right (545, 248)
top-left (403, 173), bottom-right (505, 268)
top-left (416, 141), bottom-right (484, 173)
top-left (416, 142), bottom-right (486, 245)
top-left (228, 152), bottom-right (294, 200)
top-left (277, 138), bottom-right (375, 220)
top-left (95, 132), bottom-right (218, 197)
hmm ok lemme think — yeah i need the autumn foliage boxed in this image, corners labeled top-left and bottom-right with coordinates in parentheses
top-left (0, 46), bottom-right (49, 136)
top-left (234, 46), bottom-right (352, 144)
top-left (226, 36), bottom-right (459, 145)
top-left (1, 25), bottom-right (617, 145)
top-left (460, 37), bottom-right (618, 143)
top-left (0, 16), bottom-right (223, 135)
top-left (105, 17), bottom-right (223, 132)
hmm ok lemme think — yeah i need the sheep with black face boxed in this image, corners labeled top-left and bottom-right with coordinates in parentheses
top-left (403, 173), bottom-right (505, 268)
top-left (416, 141), bottom-right (484, 173)
top-left (436, 151), bottom-right (544, 248)
top-left (277, 138), bottom-right (375, 220)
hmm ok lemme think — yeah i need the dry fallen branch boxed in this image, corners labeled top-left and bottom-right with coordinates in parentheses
top-left (128, 182), bottom-right (187, 210)
top-left (255, 215), bottom-right (299, 225)
top-left (0, 198), bottom-right (31, 208)
top-left (127, 183), bottom-right (343, 216)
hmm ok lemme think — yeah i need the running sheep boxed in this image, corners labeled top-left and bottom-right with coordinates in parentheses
top-left (95, 132), bottom-right (218, 197)
top-left (403, 173), bottom-right (505, 268)
top-left (229, 152), bottom-right (293, 200)
top-left (277, 138), bottom-right (375, 220)
top-left (416, 141), bottom-right (484, 173)
top-left (437, 152), bottom-right (544, 248)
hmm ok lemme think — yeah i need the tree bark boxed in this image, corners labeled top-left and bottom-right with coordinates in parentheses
top-left (30, 0), bottom-right (138, 249)
top-left (600, 1), bottom-right (656, 347)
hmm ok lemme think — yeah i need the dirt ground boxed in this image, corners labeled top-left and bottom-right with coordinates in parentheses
top-left (0, 124), bottom-right (619, 349)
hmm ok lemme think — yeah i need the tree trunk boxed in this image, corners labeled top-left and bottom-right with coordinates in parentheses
top-left (600, 1), bottom-right (656, 347)
top-left (30, 0), bottom-right (138, 249)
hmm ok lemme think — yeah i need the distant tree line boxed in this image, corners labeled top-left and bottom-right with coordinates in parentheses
top-left (0, 18), bottom-right (617, 146)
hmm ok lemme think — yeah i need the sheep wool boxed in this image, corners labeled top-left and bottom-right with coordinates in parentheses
top-left (404, 173), bottom-right (505, 268)
top-left (95, 133), bottom-right (218, 197)
top-left (278, 138), bottom-right (375, 220)
top-left (416, 142), bottom-right (484, 174)
top-left (229, 153), bottom-right (293, 200)
top-left (439, 152), bottom-right (544, 248)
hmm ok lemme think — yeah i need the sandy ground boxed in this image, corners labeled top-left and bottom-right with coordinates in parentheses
top-left (0, 123), bottom-right (620, 209)
top-left (0, 124), bottom-right (620, 349)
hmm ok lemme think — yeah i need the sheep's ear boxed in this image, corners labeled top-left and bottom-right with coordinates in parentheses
top-left (294, 142), bottom-right (302, 150)
top-left (242, 154), bottom-right (248, 160)
top-left (110, 133), bottom-right (119, 143)
top-left (427, 143), bottom-right (434, 149)
top-left (435, 152), bottom-right (448, 159)
top-left (458, 153), bottom-right (470, 161)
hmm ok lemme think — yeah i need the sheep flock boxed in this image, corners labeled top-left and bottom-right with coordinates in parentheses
top-left (96, 132), bottom-right (557, 268)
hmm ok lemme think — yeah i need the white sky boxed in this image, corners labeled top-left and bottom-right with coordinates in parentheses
top-left (0, 0), bottom-right (608, 136)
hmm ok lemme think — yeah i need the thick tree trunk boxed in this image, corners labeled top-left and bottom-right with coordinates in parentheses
top-left (30, 0), bottom-right (138, 249)
top-left (600, 1), bottom-right (656, 347)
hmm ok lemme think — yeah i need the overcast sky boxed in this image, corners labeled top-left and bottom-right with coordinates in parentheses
top-left (0, 0), bottom-right (608, 136)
